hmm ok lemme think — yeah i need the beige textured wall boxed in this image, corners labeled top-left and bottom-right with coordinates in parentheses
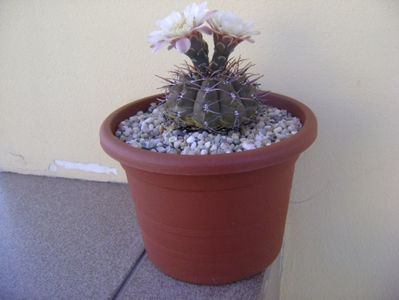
top-left (278, 1), bottom-right (399, 300)
top-left (0, 0), bottom-right (273, 182)
top-left (1, 1), bottom-right (399, 299)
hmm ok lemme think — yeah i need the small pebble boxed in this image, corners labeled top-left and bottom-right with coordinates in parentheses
top-left (186, 136), bottom-right (196, 144)
top-left (116, 102), bottom-right (302, 155)
top-left (190, 142), bottom-right (197, 150)
top-left (242, 142), bottom-right (256, 150)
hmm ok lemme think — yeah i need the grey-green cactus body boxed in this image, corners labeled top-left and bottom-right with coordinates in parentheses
top-left (164, 64), bottom-right (261, 131)
top-left (160, 31), bottom-right (264, 131)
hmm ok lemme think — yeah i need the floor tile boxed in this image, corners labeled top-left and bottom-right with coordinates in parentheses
top-left (0, 172), bottom-right (144, 299)
top-left (117, 255), bottom-right (264, 300)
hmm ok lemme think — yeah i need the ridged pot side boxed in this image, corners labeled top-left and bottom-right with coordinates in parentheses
top-left (100, 93), bottom-right (317, 285)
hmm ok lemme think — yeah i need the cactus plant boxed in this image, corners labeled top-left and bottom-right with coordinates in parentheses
top-left (149, 3), bottom-right (265, 131)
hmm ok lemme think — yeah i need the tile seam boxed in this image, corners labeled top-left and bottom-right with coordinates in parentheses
top-left (111, 249), bottom-right (146, 300)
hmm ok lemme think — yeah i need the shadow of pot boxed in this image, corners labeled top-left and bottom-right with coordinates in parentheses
top-left (100, 92), bottom-right (317, 285)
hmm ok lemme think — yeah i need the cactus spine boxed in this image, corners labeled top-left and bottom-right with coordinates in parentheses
top-left (162, 32), bottom-right (263, 131)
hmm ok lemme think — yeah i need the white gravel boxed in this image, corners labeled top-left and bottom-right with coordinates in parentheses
top-left (115, 102), bottom-right (302, 155)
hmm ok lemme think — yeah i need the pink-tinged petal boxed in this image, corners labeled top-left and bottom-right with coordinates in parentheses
top-left (148, 30), bottom-right (163, 44)
top-left (175, 37), bottom-right (191, 53)
top-left (197, 25), bottom-right (213, 35)
top-left (152, 41), bottom-right (167, 53)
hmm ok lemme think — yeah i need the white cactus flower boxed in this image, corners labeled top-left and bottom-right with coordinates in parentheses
top-left (148, 2), bottom-right (214, 53)
top-left (208, 11), bottom-right (259, 42)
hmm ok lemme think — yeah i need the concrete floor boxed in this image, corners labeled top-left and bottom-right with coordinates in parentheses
top-left (0, 172), bottom-right (264, 299)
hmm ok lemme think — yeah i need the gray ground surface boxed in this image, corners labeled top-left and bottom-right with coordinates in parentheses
top-left (0, 172), bottom-right (263, 299)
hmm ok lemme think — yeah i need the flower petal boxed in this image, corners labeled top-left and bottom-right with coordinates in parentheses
top-left (152, 41), bottom-right (167, 53)
top-left (148, 2), bottom-right (212, 54)
top-left (148, 30), bottom-right (164, 44)
top-left (208, 10), bottom-right (259, 42)
top-left (175, 37), bottom-right (191, 53)
top-left (203, 9), bottom-right (217, 21)
top-left (197, 24), bottom-right (213, 35)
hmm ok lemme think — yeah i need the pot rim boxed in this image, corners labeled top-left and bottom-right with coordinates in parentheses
top-left (100, 92), bottom-right (317, 175)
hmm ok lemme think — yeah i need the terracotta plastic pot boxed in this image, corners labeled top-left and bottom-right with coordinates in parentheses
top-left (100, 92), bottom-right (317, 285)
